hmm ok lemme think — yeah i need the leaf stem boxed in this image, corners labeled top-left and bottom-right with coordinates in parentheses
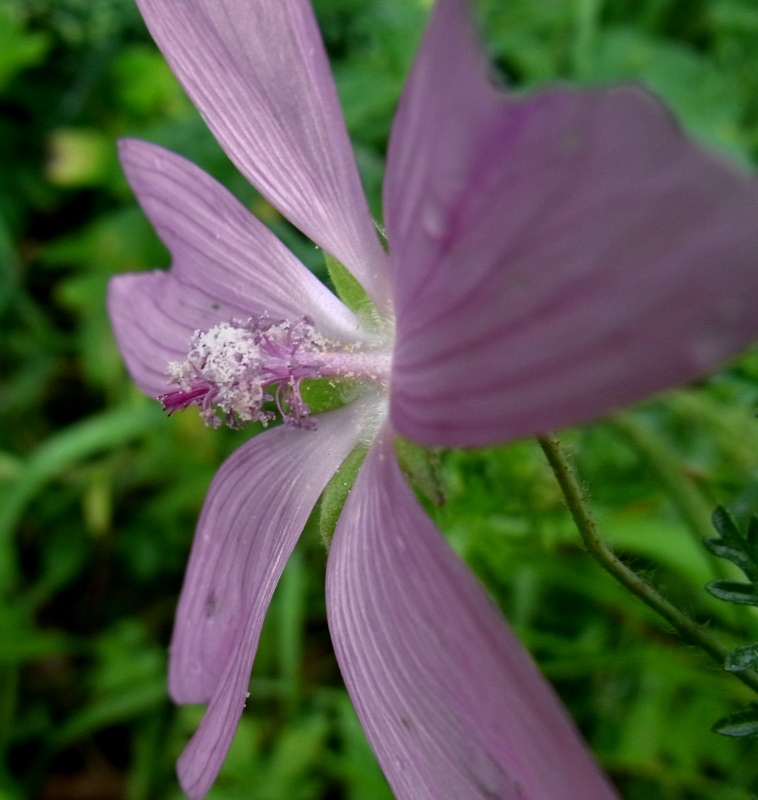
top-left (537, 433), bottom-right (758, 696)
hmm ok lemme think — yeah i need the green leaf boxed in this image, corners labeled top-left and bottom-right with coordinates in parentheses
top-left (0, 605), bottom-right (80, 664)
top-left (46, 128), bottom-right (113, 188)
top-left (725, 642), bottom-right (758, 673)
top-left (703, 537), bottom-right (757, 577)
top-left (0, 6), bottom-right (50, 91)
top-left (299, 377), bottom-right (351, 415)
top-left (319, 445), bottom-right (369, 547)
top-left (395, 437), bottom-right (444, 507)
top-left (53, 680), bottom-right (168, 747)
top-left (711, 506), bottom-right (741, 542)
top-left (705, 580), bottom-right (758, 606)
top-left (324, 251), bottom-right (371, 313)
top-left (0, 404), bottom-right (164, 594)
top-left (712, 704), bottom-right (758, 738)
top-left (704, 506), bottom-right (758, 582)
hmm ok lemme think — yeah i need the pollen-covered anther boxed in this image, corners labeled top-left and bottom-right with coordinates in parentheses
top-left (159, 314), bottom-right (388, 430)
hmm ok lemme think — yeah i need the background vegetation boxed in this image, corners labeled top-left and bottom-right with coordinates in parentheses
top-left (2, 0), bottom-right (758, 797)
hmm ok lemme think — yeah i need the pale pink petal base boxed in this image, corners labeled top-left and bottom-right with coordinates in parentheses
top-left (171, 401), bottom-right (373, 800)
top-left (108, 140), bottom-right (361, 399)
top-left (327, 433), bottom-right (620, 800)
top-left (133, 0), bottom-right (389, 308)
top-left (387, 0), bottom-right (758, 447)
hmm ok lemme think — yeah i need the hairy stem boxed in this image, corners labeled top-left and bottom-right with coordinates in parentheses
top-left (538, 433), bottom-right (758, 696)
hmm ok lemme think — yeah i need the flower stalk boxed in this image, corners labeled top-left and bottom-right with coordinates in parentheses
top-left (538, 433), bottom-right (758, 696)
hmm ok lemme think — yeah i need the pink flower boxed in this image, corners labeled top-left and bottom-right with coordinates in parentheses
top-left (108, 0), bottom-right (758, 797)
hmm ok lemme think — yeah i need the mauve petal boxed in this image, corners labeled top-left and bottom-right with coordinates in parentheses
top-left (326, 433), bottom-right (619, 800)
top-left (386, 0), bottom-right (758, 447)
top-left (133, 0), bottom-right (389, 309)
top-left (108, 139), bottom-right (362, 399)
top-left (172, 400), bottom-right (372, 800)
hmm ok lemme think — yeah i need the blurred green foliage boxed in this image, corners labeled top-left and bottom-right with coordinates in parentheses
top-left (2, 0), bottom-right (758, 798)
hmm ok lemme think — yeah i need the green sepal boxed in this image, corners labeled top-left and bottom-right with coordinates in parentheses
top-left (711, 703), bottom-right (758, 738)
top-left (319, 445), bottom-right (369, 548)
top-left (725, 641), bottom-right (758, 673)
top-left (705, 580), bottom-right (758, 607)
top-left (394, 436), bottom-right (445, 507)
top-left (704, 506), bottom-right (758, 583)
top-left (299, 377), bottom-right (352, 416)
top-left (324, 251), bottom-right (371, 313)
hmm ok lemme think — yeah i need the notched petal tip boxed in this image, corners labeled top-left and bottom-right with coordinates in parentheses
top-left (116, 138), bottom-right (364, 340)
top-left (109, 138), bottom-right (376, 407)
top-left (133, 0), bottom-right (390, 308)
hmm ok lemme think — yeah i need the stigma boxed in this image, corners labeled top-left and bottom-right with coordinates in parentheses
top-left (159, 315), bottom-right (390, 430)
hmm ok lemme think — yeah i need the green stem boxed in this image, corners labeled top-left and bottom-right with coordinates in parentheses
top-left (572, 0), bottom-right (601, 79)
top-left (538, 433), bottom-right (758, 696)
